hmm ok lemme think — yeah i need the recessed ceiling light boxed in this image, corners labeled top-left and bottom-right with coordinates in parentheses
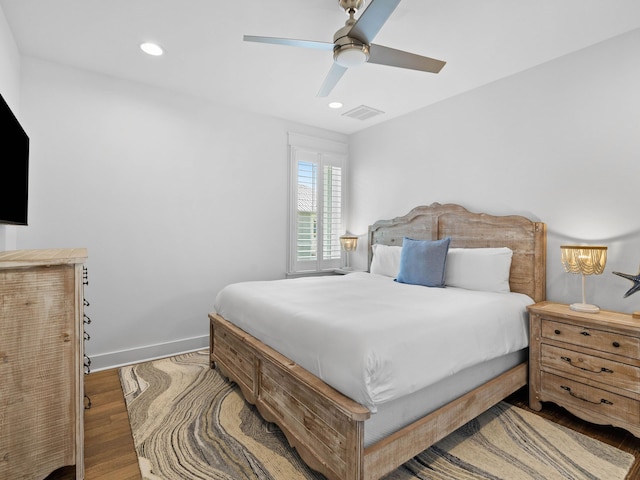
top-left (140, 42), bottom-right (164, 56)
top-left (328, 102), bottom-right (343, 109)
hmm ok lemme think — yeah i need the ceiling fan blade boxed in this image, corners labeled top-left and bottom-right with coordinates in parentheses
top-left (348, 0), bottom-right (401, 44)
top-left (317, 63), bottom-right (348, 97)
top-left (368, 44), bottom-right (446, 73)
top-left (243, 35), bottom-right (333, 51)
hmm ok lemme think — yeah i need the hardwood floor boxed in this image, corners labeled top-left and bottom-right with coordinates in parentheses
top-left (46, 369), bottom-right (141, 480)
top-left (47, 369), bottom-right (640, 480)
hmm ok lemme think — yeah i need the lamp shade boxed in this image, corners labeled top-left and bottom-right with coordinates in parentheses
top-left (340, 235), bottom-right (358, 252)
top-left (560, 245), bottom-right (607, 275)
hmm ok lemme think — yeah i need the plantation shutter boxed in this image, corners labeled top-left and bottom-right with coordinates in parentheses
top-left (288, 133), bottom-right (347, 274)
top-left (323, 163), bottom-right (342, 262)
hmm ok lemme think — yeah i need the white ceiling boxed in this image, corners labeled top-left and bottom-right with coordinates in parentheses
top-left (2, 0), bottom-right (640, 134)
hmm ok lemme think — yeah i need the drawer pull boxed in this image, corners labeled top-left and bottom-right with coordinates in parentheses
top-left (580, 331), bottom-right (591, 336)
top-left (554, 329), bottom-right (561, 335)
top-left (612, 341), bottom-right (620, 348)
top-left (560, 385), bottom-right (613, 405)
top-left (560, 356), bottom-right (613, 374)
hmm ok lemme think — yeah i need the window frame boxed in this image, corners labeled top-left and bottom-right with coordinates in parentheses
top-left (287, 133), bottom-right (348, 275)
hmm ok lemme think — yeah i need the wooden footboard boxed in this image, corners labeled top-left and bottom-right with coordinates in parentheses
top-left (210, 313), bottom-right (370, 480)
top-left (210, 312), bottom-right (527, 480)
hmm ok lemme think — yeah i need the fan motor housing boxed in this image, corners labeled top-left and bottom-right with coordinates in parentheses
top-left (339, 0), bottom-right (365, 13)
top-left (333, 20), bottom-right (369, 68)
top-left (333, 40), bottom-right (369, 67)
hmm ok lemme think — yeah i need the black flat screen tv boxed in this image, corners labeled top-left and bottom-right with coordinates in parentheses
top-left (0, 93), bottom-right (29, 225)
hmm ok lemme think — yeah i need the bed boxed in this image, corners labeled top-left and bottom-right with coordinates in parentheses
top-left (209, 202), bottom-right (546, 480)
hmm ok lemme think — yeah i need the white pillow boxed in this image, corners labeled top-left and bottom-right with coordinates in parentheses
top-left (445, 247), bottom-right (513, 292)
top-left (370, 244), bottom-right (402, 277)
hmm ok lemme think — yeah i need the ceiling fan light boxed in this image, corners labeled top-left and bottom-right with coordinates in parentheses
top-left (334, 44), bottom-right (369, 68)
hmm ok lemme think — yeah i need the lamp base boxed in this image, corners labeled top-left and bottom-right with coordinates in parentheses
top-left (569, 303), bottom-right (600, 313)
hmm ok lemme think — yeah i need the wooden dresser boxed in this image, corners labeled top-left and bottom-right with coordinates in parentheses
top-left (0, 248), bottom-right (88, 480)
top-left (528, 301), bottom-right (640, 437)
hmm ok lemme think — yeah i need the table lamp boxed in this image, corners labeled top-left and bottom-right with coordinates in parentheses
top-left (560, 245), bottom-right (607, 313)
top-left (340, 235), bottom-right (358, 270)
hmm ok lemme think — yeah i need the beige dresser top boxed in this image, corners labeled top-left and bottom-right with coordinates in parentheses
top-left (0, 248), bottom-right (87, 268)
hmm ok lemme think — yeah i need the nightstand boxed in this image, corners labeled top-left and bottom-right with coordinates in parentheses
top-left (528, 301), bottom-right (640, 437)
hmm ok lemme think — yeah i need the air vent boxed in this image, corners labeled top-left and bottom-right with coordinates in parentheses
top-left (342, 105), bottom-right (385, 121)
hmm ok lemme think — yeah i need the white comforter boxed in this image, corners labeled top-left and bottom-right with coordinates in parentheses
top-left (213, 272), bottom-right (532, 412)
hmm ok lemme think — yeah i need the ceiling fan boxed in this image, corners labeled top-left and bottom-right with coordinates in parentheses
top-left (244, 0), bottom-right (446, 97)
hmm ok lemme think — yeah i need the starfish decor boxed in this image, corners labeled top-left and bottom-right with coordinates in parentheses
top-left (613, 270), bottom-right (640, 298)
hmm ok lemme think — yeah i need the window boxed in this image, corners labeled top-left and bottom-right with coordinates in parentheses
top-left (288, 133), bottom-right (348, 274)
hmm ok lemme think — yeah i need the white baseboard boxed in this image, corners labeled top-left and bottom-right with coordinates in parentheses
top-left (88, 335), bottom-right (209, 372)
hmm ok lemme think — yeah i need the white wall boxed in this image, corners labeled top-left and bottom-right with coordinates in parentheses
top-left (0, 5), bottom-right (22, 251)
top-left (16, 57), bottom-right (346, 369)
top-left (348, 28), bottom-right (640, 314)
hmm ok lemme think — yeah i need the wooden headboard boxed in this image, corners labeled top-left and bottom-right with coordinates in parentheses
top-left (368, 203), bottom-right (547, 302)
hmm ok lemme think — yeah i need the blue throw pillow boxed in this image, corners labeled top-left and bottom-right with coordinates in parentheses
top-left (396, 237), bottom-right (451, 287)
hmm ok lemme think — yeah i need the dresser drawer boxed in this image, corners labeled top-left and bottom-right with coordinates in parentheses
top-left (541, 371), bottom-right (640, 425)
top-left (541, 319), bottom-right (640, 359)
top-left (541, 344), bottom-right (640, 393)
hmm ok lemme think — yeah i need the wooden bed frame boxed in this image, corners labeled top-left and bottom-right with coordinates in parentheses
top-left (209, 202), bottom-right (547, 480)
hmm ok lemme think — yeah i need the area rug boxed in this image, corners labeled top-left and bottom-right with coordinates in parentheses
top-left (119, 350), bottom-right (634, 480)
